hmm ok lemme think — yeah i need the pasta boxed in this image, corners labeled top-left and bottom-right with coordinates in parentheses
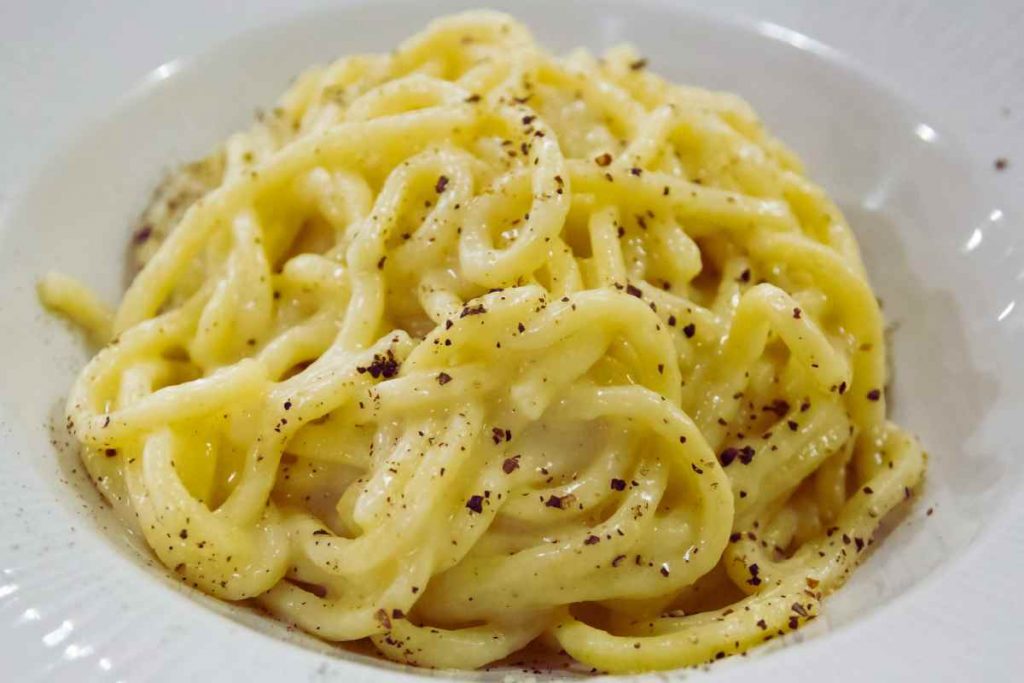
top-left (38, 11), bottom-right (926, 673)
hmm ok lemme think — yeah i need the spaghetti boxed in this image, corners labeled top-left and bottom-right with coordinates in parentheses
top-left (39, 11), bottom-right (925, 673)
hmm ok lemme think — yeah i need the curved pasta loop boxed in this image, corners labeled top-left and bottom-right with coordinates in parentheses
top-left (371, 615), bottom-right (549, 670)
top-left (458, 109), bottom-right (571, 287)
top-left (39, 10), bottom-right (925, 673)
top-left (551, 425), bottom-right (924, 673)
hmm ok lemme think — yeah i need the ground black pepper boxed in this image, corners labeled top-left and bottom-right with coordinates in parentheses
top-left (356, 349), bottom-right (400, 379)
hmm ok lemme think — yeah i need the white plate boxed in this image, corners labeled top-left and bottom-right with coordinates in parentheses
top-left (1, 0), bottom-right (1022, 680)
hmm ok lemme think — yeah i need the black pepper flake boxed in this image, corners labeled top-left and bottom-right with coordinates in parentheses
top-left (660, 565), bottom-right (670, 577)
top-left (756, 619), bottom-right (767, 630)
top-left (667, 315), bottom-right (677, 327)
top-left (356, 349), bottom-right (400, 379)
top-left (682, 323), bottom-right (696, 338)
top-left (179, 529), bottom-right (188, 540)
top-left (132, 224), bottom-right (154, 244)
top-left (465, 93), bottom-right (481, 103)
top-left (312, 529), bottom-right (330, 536)
top-left (629, 167), bottom-right (642, 176)
top-left (787, 420), bottom-right (799, 432)
top-left (691, 462), bottom-right (704, 474)
top-left (491, 427), bottom-right (509, 444)
top-left (436, 372), bottom-right (452, 385)
top-left (460, 303), bottom-right (487, 318)
top-left (838, 381), bottom-right (847, 395)
top-left (629, 58), bottom-right (648, 70)
top-left (392, 609), bottom-right (405, 619)
top-left (791, 602), bottom-right (808, 617)
top-left (625, 283), bottom-right (643, 298)
top-left (746, 563), bottom-right (761, 586)
top-left (719, 445), bottom-right (755, 466)
top-left (763, 399), bottom-right (790, 417)
top-left (657, 363), bottom-right (664, 374)
top-left (283, 400), bottom-right (292, 410)
top-left (584, 535), bottom-right (600, 545)
top-left (995, 158), bottom-right (1008, 171)
top-left (863, 486), bottom-right (874, 494)
top-left (729, 532), bottom-right (742, 543)
top-left (854, 537), bottom-right (865, 551)
top-left (502, 455), bottom-right (520, 473)
top-left (788, 616), bottom-right (799, 630)
top-left (434, 175), bottom-right (449, 193)
top-left (793, 307), bottom-right (802, 319)
top-left (517, 322), bottom-right (526, 333)
top-left (595, 153), bottom-right (612, 167)
top-left (104, 448), bottom-right (117, 457)
top-left (866, 388), bottom-right (881, 401)
top-left (522, 114), bottom-right (536, 124)
top-left (738, 269), bottom-right (751, 283)
top-left (465, 495), bottom-right (485, 513)
top-left (545, 495), bottom-right (568, 509)
top-left (376, 608), bottom-right (392, 630)
top-left (612, 554), bottom-right (627, 567)
top-left (377, 256), bottom-right (386, 270)
top-left (610, 478), bottom-right (627, 491)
